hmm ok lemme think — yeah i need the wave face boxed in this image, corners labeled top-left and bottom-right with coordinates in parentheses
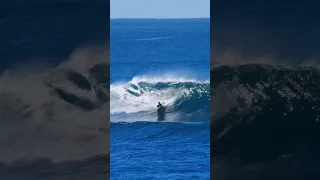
top-left (110, 76), bottom-right (210, 122)
top-left (0, 46), bottom-right (109, 163)
top-left (211, 64), bottom-right (320, 178)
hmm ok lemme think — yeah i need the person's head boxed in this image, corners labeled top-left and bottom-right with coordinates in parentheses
top-left (158, 102), bottom-right (161, 105)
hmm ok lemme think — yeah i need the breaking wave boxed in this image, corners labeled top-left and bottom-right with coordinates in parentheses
top-left (211, 64), bottom-right (320, 163)
top-left (110, 75), bottom-right (210, 122)
top-left (0, 46), bottom-right (109, 163)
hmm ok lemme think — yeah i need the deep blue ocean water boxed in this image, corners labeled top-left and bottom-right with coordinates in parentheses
top-left (110, 19), bottom-right (210, 179)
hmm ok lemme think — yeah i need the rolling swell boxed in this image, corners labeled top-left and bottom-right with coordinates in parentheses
top-left (110, 77), bottom-right (209, 121)
top-left (211, 64), bottom-right (320, 179)
top-left (112, 121), bottom-right (209, 141)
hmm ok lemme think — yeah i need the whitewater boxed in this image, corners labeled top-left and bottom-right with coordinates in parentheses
top-left (0, 45), bottom-right (109, 161)
top-left (110, 18), bottom-right (210, 179)
top-left (110, 75), bottom-right (209, 122)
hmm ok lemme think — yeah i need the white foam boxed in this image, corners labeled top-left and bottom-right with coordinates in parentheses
top-left (110, 74), bottom-right (207, 114)
top-left (0, 46), bottom-right (110, 163)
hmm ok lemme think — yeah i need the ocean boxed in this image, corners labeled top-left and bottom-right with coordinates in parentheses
top-left (210, 64), bottom-right (320, 180)
top-left (211, 0), bottom-right (320, 179)
top-left (0, 1), bottom-right (110, 179)
top-left (110, 19), bottom-right (210, 179)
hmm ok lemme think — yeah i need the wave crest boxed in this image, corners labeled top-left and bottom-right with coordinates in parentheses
top-left (0, 46), bottom-right (109, 163)
top-left (110, 76), bottom-right (210, 118)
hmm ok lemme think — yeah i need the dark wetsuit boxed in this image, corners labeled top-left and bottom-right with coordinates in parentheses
top-left (157, 104), bottom-right (165, 121)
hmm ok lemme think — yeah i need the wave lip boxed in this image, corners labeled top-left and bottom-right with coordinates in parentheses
top-left (110, 75), bottom-right (210, 120)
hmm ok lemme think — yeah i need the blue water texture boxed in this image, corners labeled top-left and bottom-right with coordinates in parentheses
top-left (110, 19), bottom-right (210, 179)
